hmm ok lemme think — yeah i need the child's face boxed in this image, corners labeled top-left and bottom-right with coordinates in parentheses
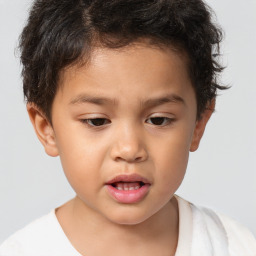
top-left (29, 43), bottom-right (212, 225)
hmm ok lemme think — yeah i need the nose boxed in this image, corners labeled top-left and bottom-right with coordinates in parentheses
top-left (110, 124), bottom-right (148, 163)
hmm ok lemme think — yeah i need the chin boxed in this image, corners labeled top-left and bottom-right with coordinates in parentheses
top-left (105, 207), bottom-right (154, 226)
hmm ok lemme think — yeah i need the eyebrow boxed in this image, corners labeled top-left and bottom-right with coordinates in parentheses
top-left (70, 94), bottom-right (118, 106)
top-left (69, 93), bottom-right (185, 108)
top-left (141, 94), bottom-right (185, 108)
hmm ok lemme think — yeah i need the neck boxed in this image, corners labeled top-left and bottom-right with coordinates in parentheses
top-left (56, 196), bottom-right (179, 256)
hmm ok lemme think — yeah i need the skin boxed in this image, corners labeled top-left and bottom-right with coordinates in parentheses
top-left (27, 43), bottom-right (213, 256)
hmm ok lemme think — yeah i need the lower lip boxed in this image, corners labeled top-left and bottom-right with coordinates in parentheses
top-left (106, 184), bottom-right (150, 204)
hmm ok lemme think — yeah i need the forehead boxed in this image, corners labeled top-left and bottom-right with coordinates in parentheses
top-left (56, 43), bottom-right (195, 109)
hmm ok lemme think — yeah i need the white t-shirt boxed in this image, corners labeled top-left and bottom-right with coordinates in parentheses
top-left (0, 196), bottom-right (255, 256)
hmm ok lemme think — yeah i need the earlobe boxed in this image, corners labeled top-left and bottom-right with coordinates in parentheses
top-left (190, 100), bottom-right (215, 152)
top-left (27, 103), bottom-right (59, 157)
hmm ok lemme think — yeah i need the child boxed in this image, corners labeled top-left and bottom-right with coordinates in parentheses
top-left (0, 0), bottom-right (255, 255)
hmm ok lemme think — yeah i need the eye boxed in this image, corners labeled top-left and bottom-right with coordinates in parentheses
top-left (81, 118), bottom-right (110, 127)
top-left (146, 117), bottom-right (174, 126)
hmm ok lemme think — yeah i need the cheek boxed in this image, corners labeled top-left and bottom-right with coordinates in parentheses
top-left (55, 132), bottom-right (107, 191)
top-left (151, 130), bottom-right (192, 193)
top-left (156, 153), bottom-right (188, 192)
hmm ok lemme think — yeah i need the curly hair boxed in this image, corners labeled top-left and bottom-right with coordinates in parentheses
top-left (20, 0), bottom-right (226, 121)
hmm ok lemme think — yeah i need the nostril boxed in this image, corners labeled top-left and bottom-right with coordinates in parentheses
top-left (115, 156), bottom-right (142, 163)
top-left (135, 156), bottom-right (143, 162)
top-left (135, 153), bottom-right (148, 162)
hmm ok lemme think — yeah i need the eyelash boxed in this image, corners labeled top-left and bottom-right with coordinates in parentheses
top-left (81, 118), bottom-right (111, 127)
top-left (146, 117), bottom-right (174, 126)
top-left (80, 117), bottom-right (175, 127)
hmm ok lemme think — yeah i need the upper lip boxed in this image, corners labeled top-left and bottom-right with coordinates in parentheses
top-left (106, 173), bottom-right (151, 185)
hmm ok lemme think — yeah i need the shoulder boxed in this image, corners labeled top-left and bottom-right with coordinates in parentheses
top-left (191, 201), bottom-right (256, 255)
top-left (217, 212), bottom-right (256, 255)
top-left (0, 210), bottom-right (78, 256)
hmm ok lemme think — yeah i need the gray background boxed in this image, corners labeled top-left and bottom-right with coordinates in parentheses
top-left (0, 0), bottom-right (255, 243)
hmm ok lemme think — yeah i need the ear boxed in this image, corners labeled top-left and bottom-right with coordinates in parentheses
top-left (190, 100), bottom-right (215, 152)
top-left (27, 103), bottom-right (59, 157)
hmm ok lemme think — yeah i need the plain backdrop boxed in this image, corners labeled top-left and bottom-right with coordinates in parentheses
top-left (0, 0), bottom-right (255, 243)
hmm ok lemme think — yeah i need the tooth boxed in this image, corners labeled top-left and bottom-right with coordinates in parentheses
top-left (124, 183), bottom-right (129, 191)
top-left (115, 182), bottom-right (124, 190)
top-left (114, 182), bottom-right (144, 191)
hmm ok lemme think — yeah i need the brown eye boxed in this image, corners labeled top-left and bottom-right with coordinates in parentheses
top-left (146, 117), bottom-right (173, 126)
top-left (83, 118), bottom-right (110, 127)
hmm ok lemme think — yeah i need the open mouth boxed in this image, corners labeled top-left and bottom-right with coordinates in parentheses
top-left (106, 174), bottom-right (150, 190)
top-left (111, 181), bottom-right (145, 191)
top-left (105, 174), bottom-right (151, 203)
